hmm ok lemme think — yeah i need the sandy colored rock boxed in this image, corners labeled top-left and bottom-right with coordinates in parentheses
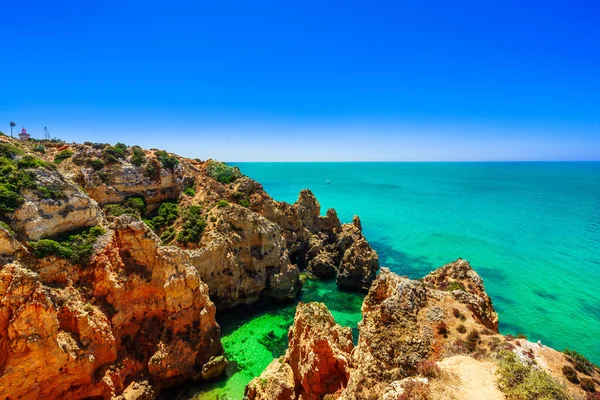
top-left (423, 258), bottom-right (499, 331)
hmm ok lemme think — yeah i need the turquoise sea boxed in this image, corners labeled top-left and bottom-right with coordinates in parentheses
top-left (166, 162), bottom-right (600, 399)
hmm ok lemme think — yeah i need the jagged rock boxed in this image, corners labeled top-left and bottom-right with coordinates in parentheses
top-left (307, 250), bottom-right (337, 278)
top-left (245, 358), bottom-right (296, 400)
top-left (10, 168), bottom-right (105, 241)
top-left (201, 355), bottom-right (228, 381)
top-left (246, 302), bottom-right (354, 400)
top-left (0, 215), bottom-right (224, 399)
top-left (0, 227), bottom-right (23, 256)
top-left (188, 204), bottom-right (300, 308)
top-left (336, 238), bottom-right (380, 290)
top-left (341, 269), bottom-right (431, 400)
top-left (423, 258), bottom-right (499, 331)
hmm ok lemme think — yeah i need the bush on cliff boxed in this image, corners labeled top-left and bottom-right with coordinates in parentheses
top-left (0, 221), bottom-right (15, 237)
top-left (131, 146), bottom-right (146, 166)
top-left (205, 160), bottom-right (242, 184)
top-left (29, 226), bottom-right (106, 264)
top-left (177, 206), bottom-right (206, 244)
top-left (562, 365), bottom-right (579, 384)
top-left (54, 150), bottom-right (74, 164)
top-left (496, 350), bottom-right (570, 400)
top-left (88, 158), bottom-right (105, 171)
top-left (105, 196), bottom-right (146, 218)
top-left (565, 349), bottom-right (596, 375)
top-left (155, 150), bottom-right (179, 170)
top-left (103, 144), bottom-right (127, 163)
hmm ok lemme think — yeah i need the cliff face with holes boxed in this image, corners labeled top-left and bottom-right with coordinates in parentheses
top-left (0, 136), bottom-right (380, 398)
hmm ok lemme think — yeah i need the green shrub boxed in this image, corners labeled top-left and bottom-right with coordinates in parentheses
top-left (216, 199), bottom-right (229, 208)
top-left (142, 218), bottom-right (155, 231)
top-left (466, 330), bottom-right (480, 352)
top-left (0, 183), bottom-right (23, 212)
top-left (88, 158), bottom-right (104, 171)
top-left (447, 281), bottom-right (466, 292)
top-left (54, 150), bottom-right (74, 164)
top-left (29, 226), bottom-right (105, 264)
top-left (155, 150), bottom-right (179, 170)
top-left (105, 204), bottom-right (127, 217)
top-left (562, 365), bottom-right (579, 384)
top-left (34, 144), bottom-right (46, 153)
top-left (0, 221), bottom-right (15, 237)
top-left (565, 349), bottom-right (596, 375)
top-left (37, 186), bottom-right (65, 200)
top-left (496, 350), bottom-right (570, 400)
top-left (131, 146), bottom-right (146, 166)
top-left (456, 324), bottom-right (467, 334)
top-left (144, 163), bottom-right (157, 178)
top-left (580, 377), bottom-right (596, 392)
top-left (183, 187), bottom-right (195, 196)
top-left (157, 202), bottom-right (179, 225)
top-left (103, 145), bottom-right (126, 163)
top-left (97, 172), bottom-right (109, 183)
top-left (177, 206), bottom-right (206, 244)
top-left (17, 155), bottom-right (46, 169)
top-left (160, 227), bottom-right (176, 244)
top-left (205, 160), bottom-right (242, 184)
top-left (124, 196), bottom-right (146, 216)
top-left (239, 198), bottom-right (250, 207)
top-left (104, 196), bottom-right (146, 218)
top-left (115, 142), bottom-right (128, 152)
top-left (0, 142), bottom-right (23, 158)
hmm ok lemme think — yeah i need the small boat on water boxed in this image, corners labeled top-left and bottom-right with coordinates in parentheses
top-left (326, 180), bottom-right (332, 184)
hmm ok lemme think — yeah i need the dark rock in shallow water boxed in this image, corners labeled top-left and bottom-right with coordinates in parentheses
top-left (336, 238), bottom-right (380, 290)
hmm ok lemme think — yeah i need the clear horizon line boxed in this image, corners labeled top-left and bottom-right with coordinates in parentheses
top-left (227, 160), bottom-right (600, 163)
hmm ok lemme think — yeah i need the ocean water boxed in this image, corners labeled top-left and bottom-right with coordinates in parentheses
top-left (168, 162), bottom-right (600, 399)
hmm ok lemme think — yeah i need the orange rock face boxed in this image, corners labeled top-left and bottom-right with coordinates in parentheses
top-left (0, 217), bottom-right (223, 399)
top-left (246, 302), bottom-right (354, 400)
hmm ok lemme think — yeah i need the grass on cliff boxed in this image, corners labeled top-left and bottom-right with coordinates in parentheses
top-left (205, 160), bottom-right (242, 184)
top-left (29, 226), bottom-right (106, 264)
top-left (54, 149), bottom-right (74, 164)
top-left (496, 350), bottom-right (571, 400)
top-left (0, 143), bottom-right (63, 213)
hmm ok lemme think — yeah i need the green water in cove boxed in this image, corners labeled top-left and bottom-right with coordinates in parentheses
top-left (169, 162), bottom-right (600, 399)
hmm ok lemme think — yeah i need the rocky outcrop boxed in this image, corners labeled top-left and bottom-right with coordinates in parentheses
top-left (246, 302), bottom-right (354, 400)
top-left (341, 269), bottom-right (432, 400)
top-left (0, 216), bottom-right (223, 399)
top-left (248, 261), bottom-right (585, 400)
top-left (256, 189), bottom-right (379, 290)
top-left (0, 137), bottom-right (381, 399)
top-left (423, 258), bottom-right (499, 331)
top-left (189, 204), bottom-right (300, 308)
top-left (10, 168), bottom-right (105, 241)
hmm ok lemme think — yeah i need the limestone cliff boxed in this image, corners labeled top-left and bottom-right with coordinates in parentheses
top-left (0, 136), bottom-right (379, 398)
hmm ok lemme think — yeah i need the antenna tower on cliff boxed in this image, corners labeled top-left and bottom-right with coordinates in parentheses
top-left (43, 126), bottom-right (50, 140)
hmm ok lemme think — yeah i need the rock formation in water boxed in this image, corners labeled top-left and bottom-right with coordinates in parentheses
top-left (0, 137), bottom-right (379, 398)
top-left (248, 260), bottom-right (599, 400)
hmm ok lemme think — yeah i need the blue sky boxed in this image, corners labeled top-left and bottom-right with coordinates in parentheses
top-left (1, 0), bottom-right (599, 161)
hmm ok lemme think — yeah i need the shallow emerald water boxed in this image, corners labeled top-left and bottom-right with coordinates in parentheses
top-left (161, 278), bottom-right (363, 399)
top-left (164, 161), bottom-right (600, 398)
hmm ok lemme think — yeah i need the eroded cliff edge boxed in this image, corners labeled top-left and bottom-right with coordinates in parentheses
top-left (247, 260), bottom-right (600, 400)
top-left (0, 137), bottom-right (378, 399)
